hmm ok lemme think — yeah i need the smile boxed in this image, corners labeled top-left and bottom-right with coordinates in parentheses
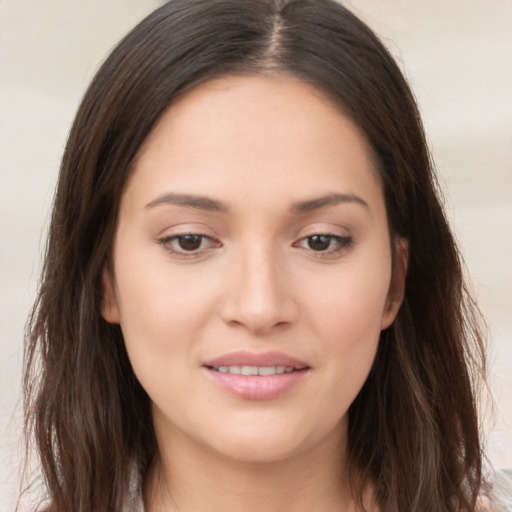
top-left (211, 365), bottom-right (296, 376)
top-left (203, 351), bottom-right (310, 401)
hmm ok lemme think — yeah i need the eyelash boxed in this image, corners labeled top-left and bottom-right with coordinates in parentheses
top-left (157, 233), bottom-right (353, 257)
top-left (293, 234), bottom-right (353, 255)
top-left (158, 233), bottom-right (220, 257)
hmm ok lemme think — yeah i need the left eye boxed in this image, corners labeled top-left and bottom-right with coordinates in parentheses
top-left (296, 234), bottom-right (352, 253)
top-left (159, 234), bottom-right (218, 253)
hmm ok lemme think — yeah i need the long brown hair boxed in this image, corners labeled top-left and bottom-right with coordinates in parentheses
top-left (22, 1), bottom-right (486, 510)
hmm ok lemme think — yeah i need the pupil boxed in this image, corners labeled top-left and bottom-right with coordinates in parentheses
top-left (308, 235), bottom-right (331, 251)
top-left (179, 234), bottom-right (202, 251)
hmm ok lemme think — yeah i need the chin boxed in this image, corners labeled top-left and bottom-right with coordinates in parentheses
top-left (199, 415), bottom-right (345, 465)
top-left (212, 436), bottom-right (311, 464)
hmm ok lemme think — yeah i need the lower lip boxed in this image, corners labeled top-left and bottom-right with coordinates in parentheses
top-left (204, 368), bottom-right (309, 401)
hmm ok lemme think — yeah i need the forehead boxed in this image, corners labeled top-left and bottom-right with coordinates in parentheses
top-left (126, 74), bottom-right (384, 216)
top-left (137, 73), bottom-right (371, 160)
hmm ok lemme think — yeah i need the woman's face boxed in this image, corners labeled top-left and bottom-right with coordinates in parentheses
top-left (102, 74), bottom-right (405, 463)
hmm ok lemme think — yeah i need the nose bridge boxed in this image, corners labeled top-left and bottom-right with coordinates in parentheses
top-left (221, 237), bottom-right (296, 333)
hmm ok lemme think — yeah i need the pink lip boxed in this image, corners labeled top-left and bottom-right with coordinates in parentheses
top-left (203, 350), bottom-right (310, 401)
top-left (203, 350), bottom-right (309, 369)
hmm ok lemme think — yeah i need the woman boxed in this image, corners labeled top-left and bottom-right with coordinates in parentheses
top-left (22, 0), bottom-right (489, 510)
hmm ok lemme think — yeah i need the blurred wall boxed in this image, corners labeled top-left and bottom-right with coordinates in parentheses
top-left (1, 0), bottom-right (511, 509)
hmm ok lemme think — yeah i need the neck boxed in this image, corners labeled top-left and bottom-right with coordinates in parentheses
top-left (144, 422), bottom-right (359, 512)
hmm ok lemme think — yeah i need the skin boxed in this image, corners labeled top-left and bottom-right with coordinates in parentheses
top-left (102, 74), bottom-right (407, 511)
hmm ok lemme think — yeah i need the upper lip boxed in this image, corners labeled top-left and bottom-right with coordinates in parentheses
top-left (203, 350), bottom-right (310, 369)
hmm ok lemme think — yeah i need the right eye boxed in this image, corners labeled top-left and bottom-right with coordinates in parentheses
top-left (158, 233), bottom-right (221, 255)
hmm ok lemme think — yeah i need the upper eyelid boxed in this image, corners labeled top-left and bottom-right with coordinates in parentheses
top-left (155, 220), bottom-right (354, 241)
top-left (294, 224), bottom-right (351, 239)
top-left (154, 221), bottom-right (220, 238)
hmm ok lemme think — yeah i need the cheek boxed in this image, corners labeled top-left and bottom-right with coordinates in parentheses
top-left (300, 258), bottom-right (391, 394)
top-left (304, 261), bottom-right (391, 342)
top-left (111, 237), bottom-right (221, 374)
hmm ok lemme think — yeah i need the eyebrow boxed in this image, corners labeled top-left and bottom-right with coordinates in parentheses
top-left (290, 193), bottom-right (370, 213)
top-left (145, 193), bottom-right (229, 212)
top-left (144, 191), bottom-right (370, 214)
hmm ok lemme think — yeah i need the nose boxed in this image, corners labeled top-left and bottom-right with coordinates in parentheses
top-left (219, 245), bottom-right (298, 335)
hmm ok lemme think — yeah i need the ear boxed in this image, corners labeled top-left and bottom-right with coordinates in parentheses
top-left (381, 237), bottom-right (409, 330)
top-left (100, 265), bottom-right (120, 324)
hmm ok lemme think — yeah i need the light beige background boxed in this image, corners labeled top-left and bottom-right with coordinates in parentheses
top-left (1, 0), bottom-right (511, 509)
